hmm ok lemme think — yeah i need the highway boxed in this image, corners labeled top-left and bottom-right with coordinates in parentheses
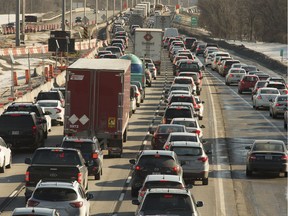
top-left (0, 16), bottom-right (287, 216)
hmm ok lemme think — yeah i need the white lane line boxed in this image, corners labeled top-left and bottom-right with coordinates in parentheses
top-left (9, 190), bottom-right (18, 197)
top-left (206, 72), bottom-right (227, 216)
top-left (126, 176), bottom-right (131, 184)
top-left (119, 193), bottom-right (125, 201)
top-left (143, 140), bottom-right (147, 145)
top-left (209, 72), bottom-right (286, 139)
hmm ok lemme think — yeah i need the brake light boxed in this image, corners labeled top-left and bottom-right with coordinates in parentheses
top-left (172, 166), bottom-right (180, 173)
top-left (224, 65), bottom-right (227, 68)
top-left (32, 125), bottom-right (37, 136)
top-left (27, 199), bottom-right (40, 207)
top-left (139, 187), bottom-right (147, 197)
top-left (197, 48), bottom-right (200, 51)
top-left (164, 194), bottom-right (173, 198)
top-left (281, 155), bottom-right (288, 161)
top-left (195, 130), bottom-right (201, 135)
top-left (275, 103), bottom-right (281, 107)
top-left (198, 157), bottom-right (208, 162)
top-left (257, 95), bottom-right (262, 99)
top-left (92, 153), bottom-right (98, 159)
top-left (230, 74), bottom-right (234, 77)
top-left (70, 201), bottom-right (83, 208)
top-left (54, 108), bottom-right (61, 113)
top-left (77, 173), bottom-right (82, 183)
top-left (135, 165), bottom-right (141, 170)
top-left (10, 114), bottom-right (21, 116)
top-left (249, 154), bottom-right (256, 161)
top-left (165, 145), bottom-right (170, 150)
top-left (25, 171), bottom-right (30, 182)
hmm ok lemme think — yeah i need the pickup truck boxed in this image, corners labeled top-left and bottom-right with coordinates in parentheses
top-left (24, 147), bottom-right (89, 201)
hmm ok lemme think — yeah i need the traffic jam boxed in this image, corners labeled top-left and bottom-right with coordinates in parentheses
top-left (0, 2), bottom-right (287, 216)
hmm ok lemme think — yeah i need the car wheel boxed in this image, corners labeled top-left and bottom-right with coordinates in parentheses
top-left (0, 159), bottom-right (5, 173)
top-left (131, 187), bottom-right (138, 197)
top-left (60, 122), bottom-right (64, 126)
top-left (238, 89), bottom-right (242, 94)
top-left (6, 154), bottom-right (12, 169)
top-left (202, 178), bottom-right (208, 185)
top-left (136, 103), bottom-right (140, 107)
top-left (132, 109), bottom-right (136, 114)
top-left (44, 130), bottom-right (48, 139)
top-left (95, 172), bottom-right (101, 180)
top-left (246, 167), bottom-right (252, 176)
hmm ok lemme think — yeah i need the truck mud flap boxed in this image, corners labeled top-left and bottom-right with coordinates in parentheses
top-left (108, 139), bottom-right (123, 158)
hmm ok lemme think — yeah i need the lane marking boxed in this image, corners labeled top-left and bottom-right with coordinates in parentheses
top-left (119, 193), bottom-right (124, 201)
top-left (126, 176), bottom-right (131, 184)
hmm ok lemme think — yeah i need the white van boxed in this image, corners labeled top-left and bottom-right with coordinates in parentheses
top-left (163, 28), bottom-right (179, 38)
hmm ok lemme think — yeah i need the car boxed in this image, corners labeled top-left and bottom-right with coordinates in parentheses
top-left (238, 75), bottom-right (259, 94)
top-left (178, 71), bottom-right (203, 95)
top-left (172, 77), bottom-right (196, 94)
top-left (161, 103), bottom-right (195, 124)
top-left (150, 124), bottom-right (187, 150)
top-left (245, 140), bottom-right (288, 177)
top-left (105, 46), bottom-right (123, 58)
top-left (35, 90), bottom-right (65, 107)
top-left (170, 117), bottom-right (205, 140)
top-left (225, 68), bottom-right (246, 85)
top-left (0, 111), bottom-right (45, 150)
top-left (240, 65), bottom-right (258, 73)
top-left (168, 90), bottom-right (191, 98)
top-left (252, 87), bottom-right (280, 110)
top-left (36, 100), bottom-right (64, 126)
top-left (99, 53), bottom-right (118, 59)
top-left (27, 180), bottom-right (93, 216)
top-left (0, 137), bottom-right (12, 173)
top-left (203, 46), bottom-right (219, 58)
top-left (211, 52), bottom-right (230, 71)
top-left (51, 87), bottom-right (66, 98)
top-left (169, 102), bottom-right (198, 118)
top-left (137, 174), bottom-right (190, 202)
top-left (204, 53), bottom-right (215, 66)
top-left (173, 58), bottom-right (189, 75)
top-left (215, 57), bottom-right (233, 74)
top-left (165, 141), bottom-right (210, 184)
top-left (176, 51), bottom-right (194, 60)
top-left (129, 150), bottom-right (184, 197)
top-left (110, 42), bottom-right (125, 53)
top-left (264, 81), bottom-right (288, 95)
top-left (251, 80), bottom-right (267, 99)
top-left (183, 37), bottom-right (197, 49)
top-left (5, 102), bottom-right (50, 138)
top-left (145, 69), bottom-right (152, 87)
top-left (12, 207), bottom-right (60, 216)
top-left (131, 81), bottom-right (145, 103)
top-left (269, 95), bottom-right (288, 118)
top-left (266, 76), bottom-right (287, 86)
top-left (176, 59), bottom-right (204, 79)
top-left (132, 188), bottom-right (203, 215)
top-left (131, 84), bottom-right (141, 107)
top-left (195, 43), bottom-right (207, 55)
top-left (164, 84), bottom-right (193, 98)
top-left (61, 136), bottom-right (104, 180)
top-left (95, 50), bottom-right (112, 58)
top-left (146, 62), bottom-right (157, 80)
top-left (163, 132), bottom-right (200, 149)
top-left (219, 59), bottom-right (241, 77)
top-left (284, 111), bottom-right (288, 129)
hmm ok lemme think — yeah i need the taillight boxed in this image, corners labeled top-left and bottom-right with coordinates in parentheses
top-left (197, 48), bottom-right (200, 51)
top-left (70, 201), bottom-right (83, 208)
top-left (257, 95), bottom-right (262, 99)
top-left (172, 166), bottom-right (180, 173)
top-left (77, 173), bottom-right (82, 183)
top-left (165, 145), bottom-right (170, 150)
top-left (32, 126), bottom-right (37, 136)
top-left (92, 153), bottom-right (98, 159)
top-left (275, 103), bottom-right (281, 107)
top-left (135, 165), bottom-right (141, 171)
top-left (249, 154), bottom-right (256, 161)
top-left (135, 92), bottom-right (139, 97)
top-left (54, 108), bottom-right (61, 113)
top-left (195, 130), bottom-right (201, 135)
top-left (230, 74), bottom-right (234, 77)
top-left (224, 65), bottom-right (227, 68)
top-left (27, 199), bottom-right (40, 207)
top-left (198, 157), bottom-right (208, 162)
top-left (25, 171), bottom-right (30, 182)
top-left (281, 155), bottom-right (288, 161)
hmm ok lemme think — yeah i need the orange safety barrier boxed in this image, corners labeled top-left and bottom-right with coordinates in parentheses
top-left (49, 65), bottom-right (54, 77)
top-left (45, 66), bottom-right (49, 81)
top-left (25, 69), bottom-right (30, 84)
top-left (13, 72), bottom-right (18, 86)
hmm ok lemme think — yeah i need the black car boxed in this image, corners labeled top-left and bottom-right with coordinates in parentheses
top-left (0, 111), bottom-right (45, 150)
top-left (129, 150), bottom-right (183, 197)
top-left (5, 102), bottom-right (49, 138)
top-left (61, 136), bottom-right (104, 180)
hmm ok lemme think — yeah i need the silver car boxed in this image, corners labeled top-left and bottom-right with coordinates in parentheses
top-left (252, 87), bottom-right (280, 110)
top-left (27, 180), bottom-right (93, 216)
top-left (269, 95), bottom-right (288, 118)
top-left (225, 68), bottom-right (246, 85)
top-left (165, 141), bottom-right (210, 185)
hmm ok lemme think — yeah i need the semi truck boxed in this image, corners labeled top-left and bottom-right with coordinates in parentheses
top-left (64, 59), bottom-right (131, 157)
top-left (154, 15), bottom-right (171, 30)
top-left (133, 28), bottom-right (163, 75)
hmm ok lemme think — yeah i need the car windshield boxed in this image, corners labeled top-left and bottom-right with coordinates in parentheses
top-left (6, 105), bottom-right (40, 116)
top-left (37, 92), bottom-right (60, 100)
top-left (37, 102), bottom-right (58, 107)
top-left (253, 143), bottom-right (284, 152)
top-left (174, 79), bottom-right (192, 84)
top-left (33, 188), bottom-right (77, 201)
top-left (141, 193), bottom-right (193, 214)
top-left (260, 89), bottom-right (279, 94)
top-left (166, 109), bottom-right (192, 119)
top-left (138, 155), bottom-right (176, 168)
top-left (157, 126), bottom-right (185, 133)
top-left (172, 120), bottom-right (197, 128)
top-left (170, 135), bottom-right (197, 142)
top-left (170, 96), bottom-right (193, 103)
top-left (171, 147), bottom-right (202, 156)
top-left (144, 181), bottom-right (183, 189)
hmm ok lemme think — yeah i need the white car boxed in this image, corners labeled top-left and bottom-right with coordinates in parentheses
top-left (131, 84), bottom-right (141, 107)
top-left (147, 62), bottom-right (157, 80)
top-left (225, 68), bottom-right (246, 85)
top-left (27, 180), bottom-right (93, 216)
top-left (0, 137), bottom-right (12, 173)
top-left (41, 108), bottom-right (52, 133)
top-left (194, 96), bottom-right (204, 120)
top-left (36, 100), bottom-right (64, 126)
top-left (252, 87), bottom-right (280, 110)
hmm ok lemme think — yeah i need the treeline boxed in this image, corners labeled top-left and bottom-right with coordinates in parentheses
top-left (197, 0), bottom-right (287, 43)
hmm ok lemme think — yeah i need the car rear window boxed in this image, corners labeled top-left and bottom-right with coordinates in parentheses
top-left (266, 84), bottom-right (286, 89)
top-left (37, 92), bottom-right (60, 100)
top-left (33, 188), bottom-right (77, 201)
top-left (106, 47), bottom-right (121, 53)
top-left (141, 193), bottom-right (193, 213)
top-left (144, 181), bottom-right (183, 189)
top-left (174, 79), bottom-right (192, 84)
top-left (157, 126), bottom-right (185, 133)
top-left (0, 115), bottom-right (34, 129)
top-left (165, 108), bottom-right (192, 119)
top-left (170, 96), bottom-right (193, 103)
top-left (260, 89), bottom-right (279, 94)
top-left (169, 135), bottom-right (198, 142)
top-left (179, 63), bottom-right (199, 71)
top-left (62, 141), bottom-right (95, 153)
top-left (179, 73), bottom-right (198, 81)
top-left (171, 146), bottom-right (202, 156)
top-left (243, 76), bottom-right (258, 82)
top-left (138, 155), bottom-right (176, 168)
top-left (277, 96), bottom-right (288, 101)
top-left (6, 105), bottom-right (40, 116)
top-left (37, 101), bottom-right (58, 107)
top-left (172, 120), bottom-right (197, 128)
top-left (31, 149), bottom-right (81, 165)
top-left (170, 86), bottom-right (190, 92)
top-left (253, 143), bottom-right (284, 152)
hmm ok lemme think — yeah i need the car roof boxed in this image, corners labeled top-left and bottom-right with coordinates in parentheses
top-left (169, 141), bottom-right (202, 147)
top-left (145, 174), bottom-right (184, 182)
top-left (63, 136), bottom-right (95, 142)
top-left (169, 132), bottom-right (197, 136)
top-left (157, 124), bottom-right (185, 128)
top-left (166, 105), bottom-right (192, 110)
top-left (174, 76), bottom-right (193, 80)
top-left (36, 100), bottom-right (60, 103)
top-left (259, 87), bottom-right (279, 91)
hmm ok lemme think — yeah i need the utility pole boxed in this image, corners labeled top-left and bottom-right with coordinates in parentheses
top-left (16, 0), bottom-right (20, 46)
top-left (95, 0), bottom-right (98, 27)
top-left (21, 0), bottom-right (25, 44)
top-left (106, 0), bottom-right (108, 22)
top-left (113, 0), bottom-right (115, 17)
top-left (84, 0), bottom-right (87, 17)
top-left (61, 0), bottom-right (66, 31)
top-left (70, 0), bottom-right (73, 30)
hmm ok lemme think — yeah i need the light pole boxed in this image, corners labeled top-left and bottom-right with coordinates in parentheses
top-left (113, 0), bottom-right (115, 17)
top-left (61, 0), bottom-right (66, 31)
top-left (84, 0), bottom-right (87, 17)
top-left (70, 0), bottom-right (73, 29)
top-left (95, 0), bottom-right (98, 27)
top-left (106, 0), bottom-right (108, 22)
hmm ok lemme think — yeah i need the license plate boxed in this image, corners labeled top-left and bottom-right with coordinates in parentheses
top-left (12, 131), bottom-right (19, 135)
top-left (265, 155), bottom-right (272, 160)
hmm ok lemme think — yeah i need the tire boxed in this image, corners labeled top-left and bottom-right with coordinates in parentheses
top-left (0, 159), bottom-right (5, 173)
top-left (246, 167), bottom-right (252, 176)
top-left (6, 154), bottom-right (12, 169)
top-left (202, 178), bottom-right (208, 185)
top-left (60, 122), bottom-right (64, 126)
top-left (136, 103), bottom-right (140, 107)
top-left (44, 130), bottom-right (48, 139)
top-left (94, 172), bottom-right (101, 180)
top-left (238, 89), bottom-right (242, 94)
top-left (198, 116), bottom-right (203, 120)
top-left (132, 109), bottom-right (136, 114)
top-left (131, 188), bottom-right (138, 197)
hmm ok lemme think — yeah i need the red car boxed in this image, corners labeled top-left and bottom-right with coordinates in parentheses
top-left (238, 75), bottom-right (259, 94)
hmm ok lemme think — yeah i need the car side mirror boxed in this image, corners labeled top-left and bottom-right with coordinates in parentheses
top-left (129, 159), bottom-right (136, 165)
top-left (132, 199), bottom-right (140, 205)
top-left (86, 193), bottom-right (94, 200)
top-left (25, 157), bottom-right (32, 164)
top-left (200, 125), bottom-right (205, 128)
top-left (196, 201), bottom-right (204, 207)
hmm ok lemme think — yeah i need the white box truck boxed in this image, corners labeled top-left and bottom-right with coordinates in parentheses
top-left (134, 28), bottom-right (163, 75)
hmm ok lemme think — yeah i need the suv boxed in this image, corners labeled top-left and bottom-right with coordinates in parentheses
top-left (5, 102), bottom-right (49, 138)
top-left (0, 111), bottom-right (45, 150)
top-left (35, 91), bottom-right (65, 107)
top-left (161, 105), bottom-right (194, 124)
top-left (27, 180), bottom-right (93, 216)
top-left (165, 141), bottom-right (210, 185)
top-left (238, 75), bottom-right (259, 94)
top-left (129, 150), bottom-right (184, 197)
top-left (132, 188), bottom-right (203, 215)
top-left (61, 136), bottom-right (104, 180)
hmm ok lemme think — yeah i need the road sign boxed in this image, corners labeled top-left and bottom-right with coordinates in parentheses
top-left (191, 16), bottom-right (198, 27)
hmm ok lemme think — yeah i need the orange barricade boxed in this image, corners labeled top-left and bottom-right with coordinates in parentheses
top-left (45, 66), bottom-right (49, 81)
top-left (49, 65), bottom-right (54, 77)
top-left (13, 72), bottom-right (18, 86)
top-left (25, 69), bottom-right (30, 84)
